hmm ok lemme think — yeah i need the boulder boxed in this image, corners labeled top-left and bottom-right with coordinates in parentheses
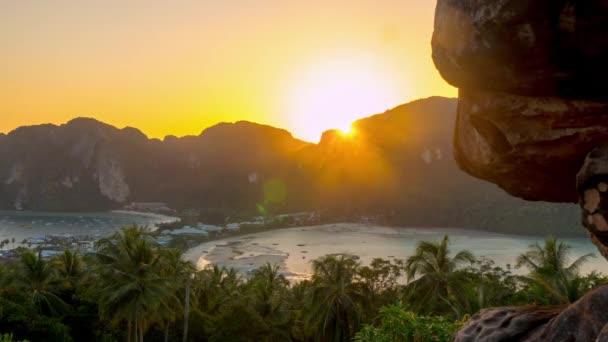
top-left (455, 88), bottom-right (608, 203)
top-left (454, 285), bottom-right (608, 341)
top-left (433, 0), bottom-right (608, 99)
top-left (577, 145), bottom-right (608, 259)
top-left (433, 0), bottom-right (608, 203)
top-left (432, 1), bottom-right (608, 340)
top-left (453, 305), bottom-right (563, 341)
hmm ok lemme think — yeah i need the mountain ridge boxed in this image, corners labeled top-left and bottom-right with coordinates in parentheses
top-left (0, 97), bottom-right (581, 235)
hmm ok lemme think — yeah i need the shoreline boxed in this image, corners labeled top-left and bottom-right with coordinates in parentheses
top-left (183, 223), bottom-right (601, 280)
top-left (186, 221), bottom-right (583, 251)
top-left (110, 210), bottom-right (180, 224)
top-left (0, 210), bottom-right (181, 254)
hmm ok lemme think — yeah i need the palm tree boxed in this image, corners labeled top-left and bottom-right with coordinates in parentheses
top-left (194, 265), bottom-right (242, 316)
top-left (95, 225), bottom-right (177, 342)
top-left (183, 275), bottom-right (191, 342)
top-left (157, 248), bottom-right (194, 342)
top-left (190, 265), bottom-right (254, 340)
top-left (516, 236), bottom-right (595, 304)
top-left (304, 254), bottom-right (367, 342)
top-left (249, 263), bottom-right (292, 340)
top-left (51, 249), bottom-right (84, 293)
top-left (404, 235), bottom-right (475, 317)
top-left (14, 250), bottom-right (66, 315)
top-left (250, 264), bottom-right (289, 315)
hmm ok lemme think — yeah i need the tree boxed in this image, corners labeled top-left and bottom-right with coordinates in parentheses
top-left (95, 226), bottom-right (177, 342)
top-left (354, 305), bottom-right (461, 342)
top-left (14, 250), bottom-right (66, 315)
top-left (156, 248), bottom-right (193, 342)
top-left (304, 254), bottom-right (367, 342)
top-left (194, 265), bottom-right (243, 317)
top-left (357, 258), bottom-right (404, 314)
top-left (404, 235), bottom-right (475, 317)
top-left (516, 236), bottom-right (595, 304)
top-left (250, 263), bottom-right (289, 317)
top-left (249, 263), bottom-right (292, 340)
top-left (455, 258), bottom-right (522, 314)
top-left (51, 250), bottom-right (83, 294)
top-left (0, 333), bottom-right (30, 342)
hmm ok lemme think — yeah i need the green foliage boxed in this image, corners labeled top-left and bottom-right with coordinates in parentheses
top-left (516, 236), bottom-right (596, 304)
top-left (357, 258), bottom-right (405, 317)
top-left (14, 250), bottom-right (68, 315)
top-left (0, 333), bottom-right (29, 342)
top-left (304, 254), bottom-right (368, 342)
top-left (0, 231), bottom-right (605, 342)
top-left (95, 225), bottom-right (182, 340)
top-left (404, 235), bottom-right (475, 317)
top-left (451, 258), bottom-right (524, 315)
top-left (354, 305), bottom-right (462, 342)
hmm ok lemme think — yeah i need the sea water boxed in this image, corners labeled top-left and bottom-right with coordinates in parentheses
top-left (186, 223), bottom-right (606, 278)
top-left (0, 210), bottom-right (178, 246)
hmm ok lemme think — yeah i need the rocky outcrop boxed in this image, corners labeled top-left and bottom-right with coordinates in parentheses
top-left (577, 145), bottom-right (608, 260)
top-left (455, 88), bottom-right (608, 202)
top-left (454, 285), bottom-right (608, 341)
top-left (433, 1), bottom-right (608, 341)
top-left (433, 0), bottom-right (608, 203)
top-left (96, 152), bottom-right (130, 203)
top-left (433, 0), bottom-right (608, 100)
top-left (453, 305), bottom-right (563, 342)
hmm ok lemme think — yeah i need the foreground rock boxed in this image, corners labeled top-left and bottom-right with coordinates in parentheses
top-left (454, 285), bottom-right (608, 341)
top-left (455, 88), bottom-right (608, 203)
top-left (432, 0), bottom-right (608, 340)
top-left (433, 0), bottom-right (608, 99)
top-left (578, 146), bottom-right (608, 260)
top-left (434, 0), bottom-right (608, 203)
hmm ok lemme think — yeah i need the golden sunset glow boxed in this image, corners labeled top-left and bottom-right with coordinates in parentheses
top-left (283, 53), bottom-right (401, 141)
top-left (0, 1), bottom-right (456, 141)
top-left (339, 127), bottom-right (354, 136)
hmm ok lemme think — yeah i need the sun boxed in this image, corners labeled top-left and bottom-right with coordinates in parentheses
top-left (338, 125), bottom-right (353, 136)
top-left (283, 54), bottom-right (402, 142)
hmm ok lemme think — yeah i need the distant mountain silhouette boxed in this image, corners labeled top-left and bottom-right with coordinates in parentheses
top-left (0, 97), bottom-right (580, 235)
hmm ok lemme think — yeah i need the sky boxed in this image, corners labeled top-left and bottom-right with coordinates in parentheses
top-left (1, 1), bottom-right (456, 142)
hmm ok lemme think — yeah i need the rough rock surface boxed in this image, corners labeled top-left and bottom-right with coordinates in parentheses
top-left (577, 146), bottom-right (608, 260)
top-left (453, 305), bottom-right (563, 341)
top-left (433, 1), bottom-right (608, 340)
top-left (454, 285), bottom-right (608, 341)
top-left (455, 88), bottom-right (608, 202)
top-left (433, 0), bottom-right (608, 203)
top-left (433, 0), bottom-right (608, 99)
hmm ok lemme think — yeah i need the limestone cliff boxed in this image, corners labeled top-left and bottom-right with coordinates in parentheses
top-left (0, 100), bottom-right (579, 235)
top-left (0, 118), bottom-right (308, 212)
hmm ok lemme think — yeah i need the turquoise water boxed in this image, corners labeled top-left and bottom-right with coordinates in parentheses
top-left (0, 210), bottom-right (177, 245)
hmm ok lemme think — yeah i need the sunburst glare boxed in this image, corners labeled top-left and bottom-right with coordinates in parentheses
top-left (283, 53), bottom-right (403, 142)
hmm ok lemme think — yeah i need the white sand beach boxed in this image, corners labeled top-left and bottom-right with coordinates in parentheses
top-left (184, 223), bottom-right (607, 280)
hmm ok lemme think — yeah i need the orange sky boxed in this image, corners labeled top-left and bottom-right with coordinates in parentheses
top-left (1, 1), bottom-right (455, 142)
